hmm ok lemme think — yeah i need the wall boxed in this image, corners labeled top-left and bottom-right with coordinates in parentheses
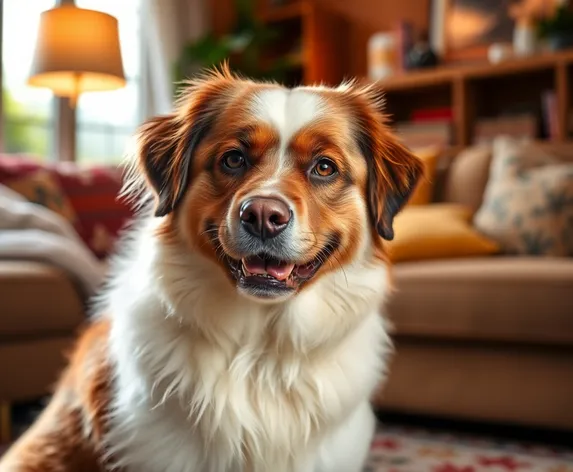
top-left (210, 0), bottom-right (235, 36)
top-left (317, 0), bottom-right (431, 77)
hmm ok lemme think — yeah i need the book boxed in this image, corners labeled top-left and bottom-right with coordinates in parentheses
top-left (411, 107), bottom-right (454, 123)
top-left (395, 21), bottom-right (413, 72)
top-left (394, 121), bottom-right (452, 148)
top-left (473, 114), bottom-right (538, 145)
top-left (541, 90), bottom-right (559, 140)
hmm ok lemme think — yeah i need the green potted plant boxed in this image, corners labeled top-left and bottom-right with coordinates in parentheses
top-left (537, 4), bottom-right (573, 51)
top-left (174, 0), bottom-right (294, 95)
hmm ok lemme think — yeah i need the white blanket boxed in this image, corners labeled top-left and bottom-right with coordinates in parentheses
top-left (0, 184), bottom-right (107, 296)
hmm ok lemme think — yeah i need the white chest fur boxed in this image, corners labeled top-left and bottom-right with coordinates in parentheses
top-left (102, 229), bottom-right (390, 472)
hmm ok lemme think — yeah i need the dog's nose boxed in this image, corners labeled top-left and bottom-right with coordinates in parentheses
top-left (239, 197), bottom-right (292, 240)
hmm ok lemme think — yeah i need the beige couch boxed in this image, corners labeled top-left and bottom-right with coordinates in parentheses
top-left (1, 144), bottom-right (572, 436)
top-left (373, 143), bottom-right (573, 431)
top-left (0, 261), bottom-right (83, 402)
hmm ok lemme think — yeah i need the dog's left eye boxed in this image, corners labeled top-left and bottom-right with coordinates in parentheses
top-left (222, 151), bottom-right (246, 171)
top-left (312, 158), bottom-right (338, 178)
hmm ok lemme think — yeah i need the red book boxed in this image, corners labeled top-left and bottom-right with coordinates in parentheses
top-left (411, 107), bottom-right (454, 122)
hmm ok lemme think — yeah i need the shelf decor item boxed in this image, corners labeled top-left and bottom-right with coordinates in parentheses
top-left (368, 32), bottom-right (397, 80)
top-left (487, 42), bottom-right (514, 63)
top-left (537, 4), bottom-right (573, 51)
top-left (513, 15), bottom-right (537, 56)
top-left (431, 0), bottom-right (561, 63)
top-left (406, 32), bottom-right (439, 70)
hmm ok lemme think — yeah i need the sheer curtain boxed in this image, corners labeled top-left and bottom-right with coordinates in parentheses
top-left (142, 0), bottom-right (208, 117)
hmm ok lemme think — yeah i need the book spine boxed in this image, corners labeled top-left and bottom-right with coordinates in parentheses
top-left (411, 107), bottom-right (454, 122)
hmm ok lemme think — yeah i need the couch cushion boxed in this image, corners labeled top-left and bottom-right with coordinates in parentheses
top-left (439, 142), bottom-right (573, 210)
top-left (0, 336), bottom-right (74, 401)
top-left (0, 261), bottom-right (85, 337)
top-left (54, 163), bottom-right (133, 259)
top-left (388, 257), bottom-right (573, 346)
top-left (0, 155), bottom-right (134, 259)
top-left (408, 147), bottom-right (440, 206)
top-left (441, 145), bottom-right (492, 212)
top-left (0, 157), bottom-right (78, 224)
top-left (474, 137), bottom-right (573, 256)
top-left (387, 204), bottom-right (499, 262)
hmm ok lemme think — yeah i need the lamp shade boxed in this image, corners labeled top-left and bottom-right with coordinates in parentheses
top-left (28, 5), bottom-right (126, 99)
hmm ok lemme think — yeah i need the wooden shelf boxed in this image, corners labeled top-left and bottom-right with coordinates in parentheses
top-left (378, 49), bottom-right (573, 92)
top-left (378, 68), bottom-right (455, 92)
top-left (375, 48), bottom-right (573, 146)
top-left (210, 1), bottom-right (573, 145)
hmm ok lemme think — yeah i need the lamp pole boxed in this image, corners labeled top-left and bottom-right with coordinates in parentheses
top-left (0, 0), bottom-right (4, 152)
top-left (53, 0), bottom-right (76, 162)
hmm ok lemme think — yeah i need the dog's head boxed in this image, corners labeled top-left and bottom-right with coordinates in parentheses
top-left (127, 67), bottom-right (423, 302)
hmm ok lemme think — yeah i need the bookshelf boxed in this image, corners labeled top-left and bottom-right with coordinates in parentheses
top-left (210, 1), bottom-right (573, 145)
top-left (378, 49), bottom-right (573, 146)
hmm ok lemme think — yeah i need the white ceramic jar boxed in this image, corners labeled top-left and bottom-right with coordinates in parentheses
top-left (513, 17), bottom-right (537, 56)
top-left (368, 32), bottom-right (396, 80)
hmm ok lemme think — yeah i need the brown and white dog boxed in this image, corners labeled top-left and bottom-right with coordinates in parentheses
top-left (0, 68), bottom-right (423, 472)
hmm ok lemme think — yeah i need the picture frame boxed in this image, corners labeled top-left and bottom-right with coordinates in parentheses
top-left (430, 0), bottom-right (563, 63)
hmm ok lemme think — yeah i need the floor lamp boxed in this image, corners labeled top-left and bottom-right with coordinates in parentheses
top-left (27, 4), bottom-right (126, 161)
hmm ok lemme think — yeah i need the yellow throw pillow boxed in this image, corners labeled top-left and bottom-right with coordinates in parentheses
top-left (407, 146), bottom-right (440, 206)
top-left (387, 204), bottom-right (500, 262)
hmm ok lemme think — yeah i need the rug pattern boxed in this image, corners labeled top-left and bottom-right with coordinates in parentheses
top-left (366, 425), bottom-right (573, 472)
top-left (2, 422), bottom-right (573, 471)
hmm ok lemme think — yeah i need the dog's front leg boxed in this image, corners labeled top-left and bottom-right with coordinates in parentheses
top-left (313, 402), bottom-right (376, 472)
top-left (0, 392), bottom-right (105, 472)
top-left (0, 322), bottom-right (110, 472)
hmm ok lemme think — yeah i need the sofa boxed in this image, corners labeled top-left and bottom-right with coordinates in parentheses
top-left (0, 156), bottom-right (132, 441)
top-left (0, 261), bottom-right (83, 402)
top-left (372, 141), bottom-right (573, 431)
top-left (1, 142), bottom-right (572, 437)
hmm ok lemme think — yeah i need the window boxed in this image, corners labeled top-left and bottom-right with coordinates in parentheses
top-left (2, 0), bottom-right (56, 159)
top-left (76, 0), bottom-right (143, 163)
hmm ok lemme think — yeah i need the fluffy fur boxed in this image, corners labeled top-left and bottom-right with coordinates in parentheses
top-left (0, 67), bottom-right (423, 472)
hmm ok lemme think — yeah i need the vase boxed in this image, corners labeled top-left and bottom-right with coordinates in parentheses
top-left (513, 18), bottom-right (536, 56)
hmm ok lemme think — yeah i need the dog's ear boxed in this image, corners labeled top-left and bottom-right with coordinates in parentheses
top-left (127, 66), bottom-right (235, 217)
top-left (351, 83), bottom-right (425, 240)
top-left (134, 113), bottom-right (210, 217)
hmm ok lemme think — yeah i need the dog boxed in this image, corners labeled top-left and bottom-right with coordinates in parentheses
top-left (0, 67), bottom-right (423, 472)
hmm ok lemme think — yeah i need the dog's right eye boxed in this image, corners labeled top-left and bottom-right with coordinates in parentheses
top-left (222, 151), bottom-right (246, 172)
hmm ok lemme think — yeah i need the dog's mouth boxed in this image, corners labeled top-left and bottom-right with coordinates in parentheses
top-left (224, 238), bottom-right (339, 300)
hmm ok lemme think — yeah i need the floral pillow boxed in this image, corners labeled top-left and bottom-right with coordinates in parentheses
top-left (474, 137), bottom-right (573, 256)
top-left (0, 156), bottom-right (78, 224)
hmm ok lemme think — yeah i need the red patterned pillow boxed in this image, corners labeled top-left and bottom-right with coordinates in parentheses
top-left (51, 162), bottom-right (134, 259)
top-left (0, 154), bottom-right (134, 259)
top-left (0, 155), bottom-right (78, 224)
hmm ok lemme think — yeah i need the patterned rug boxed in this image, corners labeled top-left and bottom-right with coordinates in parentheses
top-left (366, 424), bottom-right (573, 472)
top-left (2, 418), bottom-right (573, 471)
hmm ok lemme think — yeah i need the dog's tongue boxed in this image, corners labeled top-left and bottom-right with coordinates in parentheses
top-left (243, 256), bottom-right (295, 281)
